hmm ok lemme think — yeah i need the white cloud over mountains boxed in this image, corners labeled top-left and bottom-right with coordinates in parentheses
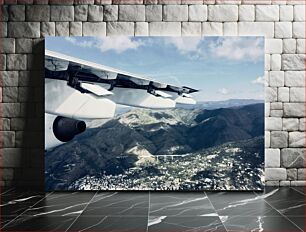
top-left (98, 37), bottom-right (143, 53)
top-left (209, 37), bottom-right (264, 62)
top-left (251, 76), bottom-right (266, 86)
top-left (65, 36), bottom-right (264, 63)
top-left (65, 36), bottom-right (143, 53)
top-left (218, 88), bottom-right (229, 95)
top-left (165, 37), bottom-right (263, 63)
top-left (65, 37), bottom-right (94, 48)
top-left (166, 37), bottom-right (203, 54)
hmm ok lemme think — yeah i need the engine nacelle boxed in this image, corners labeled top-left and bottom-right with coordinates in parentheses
top-left (53, 116), bottom-right (86, 142)
top-left (45, 113), bottom-right (87, 150)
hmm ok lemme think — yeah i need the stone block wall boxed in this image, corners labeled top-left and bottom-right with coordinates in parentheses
top-left (0, 0), bottom-right (305, 187)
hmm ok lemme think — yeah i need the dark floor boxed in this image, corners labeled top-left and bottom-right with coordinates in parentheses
top-left (0, 187), bottom-right (305, 231)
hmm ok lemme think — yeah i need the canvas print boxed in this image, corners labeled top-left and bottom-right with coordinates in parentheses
top-left (45, 36), bottom-right (265, 191)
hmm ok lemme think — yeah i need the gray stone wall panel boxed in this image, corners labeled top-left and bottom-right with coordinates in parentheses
top-left (26, 5), bottom-right (50, 21)
top-left (50, 6), bottom-right (74, 21)
top-left (8, 22), bottom-right (40, 38)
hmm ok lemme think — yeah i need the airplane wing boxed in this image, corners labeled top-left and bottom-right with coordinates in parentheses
top-left (45, 50), bottom-right (199, 119)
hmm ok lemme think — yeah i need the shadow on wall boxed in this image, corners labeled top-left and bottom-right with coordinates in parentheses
top-left (14, 40), bottom-right (45, 190)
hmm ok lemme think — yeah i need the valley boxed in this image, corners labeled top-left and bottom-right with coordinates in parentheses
top-left (45, 102), bottom-right (264, 191)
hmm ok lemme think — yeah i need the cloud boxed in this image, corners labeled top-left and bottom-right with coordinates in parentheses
top-left (218, 88), bottom-right (229, 95)
top-left (97, 37), bottom-right (143, 53)
top-left (209, 37), bottom-right (264, 62)
top-left (165, 37), bottom-right (203, 54)
top-left (64, 36), bottom-right (144, 53)
top-left (64, 37), bottom-right (95, 48)
top-left (65, 37), bottom-right (75, 43)
top-left (251, 76), bottom-right (266, 86)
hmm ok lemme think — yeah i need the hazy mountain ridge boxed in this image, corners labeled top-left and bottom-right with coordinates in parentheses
top-left (45, 103), bottom-right (264, 190)
top-left (181, 98), bottom-right (264, 110)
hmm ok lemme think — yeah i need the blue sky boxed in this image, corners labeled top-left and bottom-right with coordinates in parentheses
top-left (46, 36), bottom-right (265, 101)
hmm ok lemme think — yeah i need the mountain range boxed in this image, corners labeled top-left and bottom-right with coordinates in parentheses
top-left (45, 103), bottom-right (264, 190)
top-left (178, 98), bottom-right (264, 110)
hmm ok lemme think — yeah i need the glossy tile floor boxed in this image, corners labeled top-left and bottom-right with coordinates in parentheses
top-left (0, 187), bottom-right (305, 231)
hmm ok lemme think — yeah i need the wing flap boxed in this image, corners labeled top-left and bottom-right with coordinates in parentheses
top-left (155, 90), bottom-right (172, 98)
top-left (80, 83), bottom-right (113, 96)
top-left (108, 88), bottom-right (176, 109)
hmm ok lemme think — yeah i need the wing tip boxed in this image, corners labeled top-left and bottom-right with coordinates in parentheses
top-left (182, 86), bottom-right (199, 93)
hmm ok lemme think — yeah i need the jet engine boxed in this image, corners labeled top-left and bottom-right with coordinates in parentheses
top-left (45, 113), bottom-right (86, 150)
top-left (53, 116), bottom-right (86, 142)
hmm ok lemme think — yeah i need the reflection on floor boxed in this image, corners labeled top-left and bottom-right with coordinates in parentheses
top-left (1, 187), bottom-right (305, 231)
